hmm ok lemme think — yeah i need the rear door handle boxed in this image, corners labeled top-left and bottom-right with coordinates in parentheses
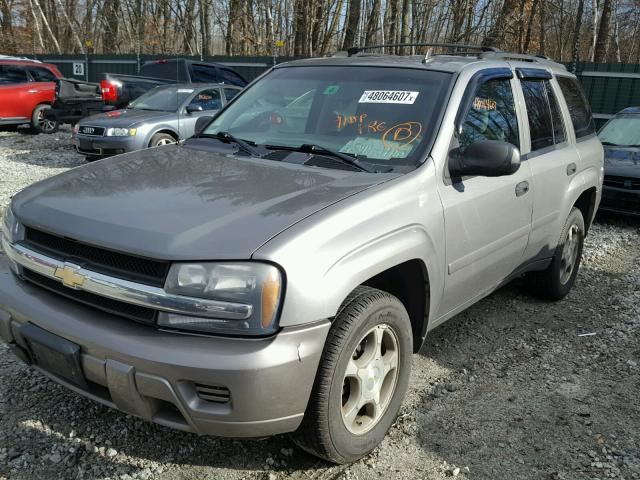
top-left (567, 162), bottom-right (577, 176)
top-left (515, 181), bottom-right (530, 197)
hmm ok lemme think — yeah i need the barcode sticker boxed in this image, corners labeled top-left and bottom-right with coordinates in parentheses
top-left (359, 90), bottom-right (419, 104)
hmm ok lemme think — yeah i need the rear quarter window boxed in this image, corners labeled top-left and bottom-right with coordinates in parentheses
top-left (557, 76), bottom-right (595, 139)
top-left (28, 67), bottom-right (58, 82)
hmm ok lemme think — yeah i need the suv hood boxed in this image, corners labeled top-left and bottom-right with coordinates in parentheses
top-left (11, 145), bottom-right (392, 260)
top-left (80, 109), bottom-right (174, 128)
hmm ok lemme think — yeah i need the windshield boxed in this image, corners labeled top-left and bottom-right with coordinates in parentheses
top-left (599, 115), bottom-right (640, 147)
top-left (203, 66), bottom-right (451, 167)
top-left (129, 87), bottom-right (194, 112)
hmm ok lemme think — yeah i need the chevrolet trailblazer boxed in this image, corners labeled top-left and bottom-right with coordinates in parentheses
top-left (0, 44), bottom-right (603, 464)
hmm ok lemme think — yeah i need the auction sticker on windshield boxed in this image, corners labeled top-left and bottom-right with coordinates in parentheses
top-left (359, 90), bottom-right (419, 104)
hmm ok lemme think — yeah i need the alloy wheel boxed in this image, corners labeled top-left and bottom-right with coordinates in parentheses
top-left (341, 324), bottom-right (400, 435)
top-left (559, 223), bottom-right (580, 285)
top-left (37, 110), bottom-right (57, 133)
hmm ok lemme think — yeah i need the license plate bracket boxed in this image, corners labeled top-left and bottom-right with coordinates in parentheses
top-left (19, 323), bottom-right (88, 389)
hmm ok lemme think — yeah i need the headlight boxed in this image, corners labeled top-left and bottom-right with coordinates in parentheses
top-left (1, 205), bottom-right (22, 244)
top-left (106, 127), bottom-right (137, 136)
top-left (160, 262), bottom-right (283, 336)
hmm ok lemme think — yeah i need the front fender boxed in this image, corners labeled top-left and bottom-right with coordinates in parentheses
top-left (253, 162), bottom-right (446, 329)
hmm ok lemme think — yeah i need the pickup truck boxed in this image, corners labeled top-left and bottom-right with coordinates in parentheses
top-left (0, 45), bottom-right (602, 464)
top-left (47, 59), bottom-right (248, 125)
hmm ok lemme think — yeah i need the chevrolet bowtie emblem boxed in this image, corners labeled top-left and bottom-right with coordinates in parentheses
top-left (53, 264), bottom-right (86, 289)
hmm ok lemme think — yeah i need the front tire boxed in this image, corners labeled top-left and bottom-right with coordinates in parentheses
top-left (293, 286), bottom-right (413, 464)
top-left (31, 104), bottom-right (59, 134)
top-left (526, 207), bottom-right (585, 300)
top-left (149, 132), bottom-right (176, 147)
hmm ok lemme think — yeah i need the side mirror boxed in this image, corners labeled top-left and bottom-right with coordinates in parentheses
top-left (449, 140), bottom-right (521, 177)
top-left (194, 116), bottom-right (213, 136)
top-left (186, 104), bottom-right (204, 114)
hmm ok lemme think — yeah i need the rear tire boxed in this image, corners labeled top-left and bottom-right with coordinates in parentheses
top-left (85, 156), bottom-right (100, 162)
top-left (526, 207), bottom-right (585, 300)
top-left (31, 104), bottom-right (59, 134)
top-left (293, 286), bottom-right (413, 464)
top-left (149, 133), bottom-right (176, 148)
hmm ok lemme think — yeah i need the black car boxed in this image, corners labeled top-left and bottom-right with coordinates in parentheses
top-left (598, 107), bottom-right (640, 216)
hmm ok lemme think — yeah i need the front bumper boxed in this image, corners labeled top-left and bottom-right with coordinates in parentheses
top-left (0, 257), bottom-right (329, 437)
top-left (600, 184), bottom-right (640, 216)
top-left (73, 135), bottom-right (142, 158)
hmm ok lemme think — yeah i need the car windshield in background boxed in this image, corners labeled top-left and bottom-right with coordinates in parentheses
top-left (599, 115), bottom-right (640, 147)
top-left (203, 66), bottom-right (452, 167)
top-left (129, 87), bottom-right (194, 112)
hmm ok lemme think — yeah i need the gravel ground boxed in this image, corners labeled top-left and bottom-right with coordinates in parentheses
top-left (0, 130), bottom-right (639, 480)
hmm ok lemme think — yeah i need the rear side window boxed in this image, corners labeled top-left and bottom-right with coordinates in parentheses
top-left (190, 65), bottom-right (218, 83)
top-left (28, 67), bottom-right (57, 82)
top-left (521, 79), bottom-right (567, 151)
top-left (219, 68), bottom-right (246, 86)
top-left (0, 65), bottom-right (28, 84)
top-left (458, 78), bottom-right (520, 152)
top-left (521, 79), bottom-right (554, 150)
top-left (224, 87), bottom-right (240, 102)
top-left (547, 83), bottom-right (566, 144)
top-left (557, 76), bottom-right (595, 139)
top-left (140, 61), bottom-right (183, 81)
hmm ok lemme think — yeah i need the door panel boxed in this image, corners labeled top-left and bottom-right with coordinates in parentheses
top-left (436, 74), bottom-right (533, 317)
top-left (437, 166), bottom-right (533, 315)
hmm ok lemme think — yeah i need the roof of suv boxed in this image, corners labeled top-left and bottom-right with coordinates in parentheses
top-left (276, 46), bottom-right (569, 76)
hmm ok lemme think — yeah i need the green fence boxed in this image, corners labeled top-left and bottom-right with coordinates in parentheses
top-left (16, 54), bottom-right (640, 124)
top-left (571, 62), bottom-right (640, 126)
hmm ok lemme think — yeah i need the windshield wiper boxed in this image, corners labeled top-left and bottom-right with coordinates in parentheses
top-left (197, 131), bottom-right (262, 157)
top-left (265, 143), bottom-right (376, 173)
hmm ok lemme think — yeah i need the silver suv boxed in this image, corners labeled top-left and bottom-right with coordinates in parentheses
top-left (0, 44), bottom-right (603, 464)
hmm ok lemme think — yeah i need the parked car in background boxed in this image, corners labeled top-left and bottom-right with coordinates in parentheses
top-left (47, 59), bottom-right (248, 127)
top-left (0, 58), bottom-right (62, 133)
top-left (598, 107), bottom-right (640, 216)
top-left (100, 59), bottom-right (247, 109)
top-left (73, 83), bottom-right (241, 161)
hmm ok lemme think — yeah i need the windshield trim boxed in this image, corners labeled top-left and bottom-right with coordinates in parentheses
top-left (199, 65), bottom-right (455, 171)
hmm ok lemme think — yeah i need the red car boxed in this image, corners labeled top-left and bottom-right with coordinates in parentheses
top-left (0, 58), bottom-right (62, 133)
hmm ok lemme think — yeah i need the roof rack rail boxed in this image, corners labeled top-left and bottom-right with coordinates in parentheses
top-left (347, 43), bottom-right (500, 57)
top-left (479, 51), bottom-right (566, 69)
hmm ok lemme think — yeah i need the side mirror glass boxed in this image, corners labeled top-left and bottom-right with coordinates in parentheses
top-left (194, 116), bottom-right (213, 136)
top-left (186, 104), bottom-right (204, 114)
top-left (449, 140), bottom-right (521, 177)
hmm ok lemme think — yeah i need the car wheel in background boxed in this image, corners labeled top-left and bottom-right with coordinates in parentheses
top-left (526, 207), bottom-right (585, 300)
top-left (85, 156), bottom-right (100, 162)
top-left (293, 286), bottom-right (413, 464)
top-left (31, 104), bottom-right (59, 134)
top-left (149, 133), bottom-right (177, 147)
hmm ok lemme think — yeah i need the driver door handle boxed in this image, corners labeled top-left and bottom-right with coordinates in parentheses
top-left (515, 181), bottom-right (530, 197)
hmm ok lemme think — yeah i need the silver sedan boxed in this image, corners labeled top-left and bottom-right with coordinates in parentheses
top-left (72, 83), bottom-right (241, 161)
